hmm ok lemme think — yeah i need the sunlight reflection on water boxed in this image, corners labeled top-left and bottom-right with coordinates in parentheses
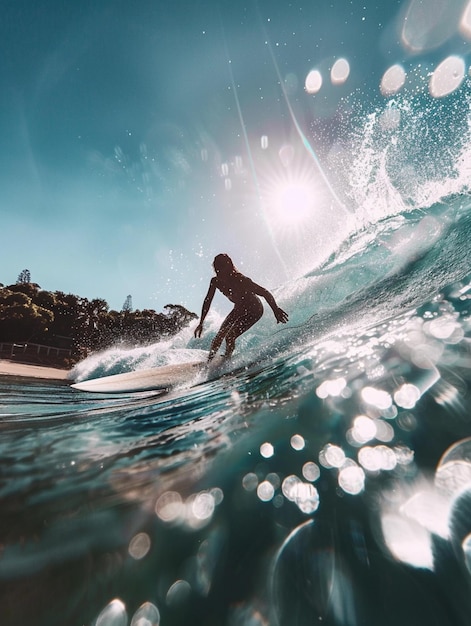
top-left (6, 271), bottom-right (464, 626)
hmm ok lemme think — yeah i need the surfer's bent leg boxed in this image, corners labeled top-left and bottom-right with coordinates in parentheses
top-left (208, 310), bottom-right (237, 359)
top-left (223, 299), bottom-right (263, 358)
top-left (208, 298), bottom-right (263, 360)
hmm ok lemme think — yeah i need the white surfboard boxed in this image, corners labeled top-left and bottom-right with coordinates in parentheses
top-left (71, 360), bottom-right (209, 393)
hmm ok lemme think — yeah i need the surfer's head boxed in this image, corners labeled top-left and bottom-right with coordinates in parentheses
top-left (213, 253), bottom-right (235, 276)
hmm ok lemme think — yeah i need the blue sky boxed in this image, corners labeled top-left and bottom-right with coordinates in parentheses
top-left (1, 0), bottom-right (468, 314)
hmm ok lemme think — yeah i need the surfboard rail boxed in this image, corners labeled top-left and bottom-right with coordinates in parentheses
top-left (71, 360), bottom-right (207, 393)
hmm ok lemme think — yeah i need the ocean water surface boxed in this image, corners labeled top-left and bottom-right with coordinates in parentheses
top-left (3, 1), bottom-right (471, 625)
top-left (3, 199), bottom-right (471, 625)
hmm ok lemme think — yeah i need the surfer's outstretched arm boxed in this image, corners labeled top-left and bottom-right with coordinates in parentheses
top-left (194, 279), bottom-right (216, 338)
top-left (252, 282), bottom-right (289, 324)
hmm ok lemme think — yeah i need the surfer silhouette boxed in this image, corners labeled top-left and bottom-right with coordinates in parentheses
top-left (194, 253), bottom-right (288, 360)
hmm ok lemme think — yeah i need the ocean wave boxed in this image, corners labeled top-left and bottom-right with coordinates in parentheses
top-left (73, 191), bottom-right (471, 382)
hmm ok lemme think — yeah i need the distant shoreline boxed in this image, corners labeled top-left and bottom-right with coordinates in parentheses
top-left (0, 359), bottom-right (71, 381)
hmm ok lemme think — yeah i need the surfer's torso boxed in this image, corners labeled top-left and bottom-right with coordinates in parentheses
top-left (212, 273), bottom-right (262, 310)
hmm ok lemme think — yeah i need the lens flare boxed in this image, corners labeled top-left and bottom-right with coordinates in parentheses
top-left (128, 532), bottom-right (151, 560)
top-left (257, 480), bottom-right (275, 502)
top-left (95, 599), bottom-right (127, 626)
top-left (401, 0), bottom-right (463, 53)
top-left (302, 461), bottom-right (320, 482)
top-left (380, 64), bottom-right (406, 96)
top-left (460, 1), bottom-right (471, 38)
top-left (338, 465), bottom-right (365, 495)
top-left (131, 602), bottom-right (160, 626)
top-left (260, 442), bottom-right (275, 458)
top-left (260, 156), bottom-right (321, 236)
top-left (331, 58), bottom-right (350, 85)
top-left (305, 69), bottom-right (322, 94)
top-left (272, 181), bottom-right (314, 225)
top-left (429, 55), bottom-right (465, 97)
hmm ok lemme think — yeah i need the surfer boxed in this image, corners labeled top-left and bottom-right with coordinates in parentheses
top-left (194, 253), bottom-right (288, 360)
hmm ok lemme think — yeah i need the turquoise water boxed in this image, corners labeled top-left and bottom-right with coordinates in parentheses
top-left (4, 2), bottom-right (471, 624)
top-left (2, 195), bottom-right (471, 625)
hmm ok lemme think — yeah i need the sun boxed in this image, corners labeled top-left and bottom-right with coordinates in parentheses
top-left (261, 168), bottom-right (318, 233)
top-left (257, 143), bottom-right (323, 238)
top-left (272, 181), bottom-right (315, 225)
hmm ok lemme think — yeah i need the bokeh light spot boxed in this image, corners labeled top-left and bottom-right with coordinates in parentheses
top-left (302, 461), bottom-right (320, 482)
top-left (191, 492), bottom-right (215, 521)
top-left (381, 514), bottom-right (433, 569)
top-left (319, 444), bottom-right (346, 469)
top-left (338, 465), bottom-right (365, 495)
top-left (400, 489), bottom-right (450, 538)
top-left (155, 491), bottom-right (183, 523)
top-left (374, 419), bottom-right (395, 442)
top-left (331, 58), bottom-right (350, 85)
top-left (462, 534), bottom-right (471, 575)
top-left (281, 475), bottom-right (319, 513)
top-left (266, 472), bottom-right (281, 489)
top-left (435, 438), bottom-right (471, 496)
top-left (128, 532), bottom-right (151, 560)
top-left (210, 487), bottom-right (224, 505)
top-left (257, 480), bottom-right (275, 502)
top-left (242, 472), bottom-right (259, 491)
top-left (95, 599), bottom-right (127, 626)
top-left (305, 69), bottom-right (322, 94)
top-left (316, 377), bottom-right (347, 398)
top-left (352, 415), bottom-right (377, 444)
top-left (358, 446), bottom-right (382, 472)
top-left (394, 384), bottom-right (421, 409)
top-left (260, 442), bottom-right (274, 458)
top-left (361, 386), bottom-right (392, 410)
top-left (282, 474), bottom-right (302, 500)
top-left (429, 55), bottom-right (465, 97)
top-left (401, 0), bottom-right (462, 53)
top-left (378, 445), bottom-right (398, 470)
top-left (295, 482), bottom-right (320, 514)
top-left (358, 445), bottom-right (397, 472)
top-left (290, 434), bottom-right (305, 450)
top-left (166, 580), bottom-right (191, 607)
top-left (428, 316), bottom-right (463, 342)
top-left (460, 1), bottom-right (471, 39)
top-left (395, 446), bottom-right (415, 465)
top-left (380, 64), bottom-right (406, 96)
top-left (131, 601), bottom-right (160, 626)
top-left (436, 459), bottom-right (471, 496)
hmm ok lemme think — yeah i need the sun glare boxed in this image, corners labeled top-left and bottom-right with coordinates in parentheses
top-left (272, 181), bottom-right (314, 225)
top-left (259, 146), bottom-right (321, 237)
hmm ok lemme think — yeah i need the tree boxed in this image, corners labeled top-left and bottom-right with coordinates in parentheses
top-left (8, 282), bottom-right (40, 299)
top-left (17, 269), bottom-right (31, 284)
top-left (0, 289), bottom-right (53, 342)
top-left (163, 304), bottom-right (198, 334)
top-left (122, 295), bottom-right (133, 313)
top-left (1, 275), bottom-right (198, 363)
top-left (164, 304), bottom-right (197, 325)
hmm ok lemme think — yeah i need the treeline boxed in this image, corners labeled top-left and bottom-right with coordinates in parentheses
top-left (0, 272), bottom-right (198, 367)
